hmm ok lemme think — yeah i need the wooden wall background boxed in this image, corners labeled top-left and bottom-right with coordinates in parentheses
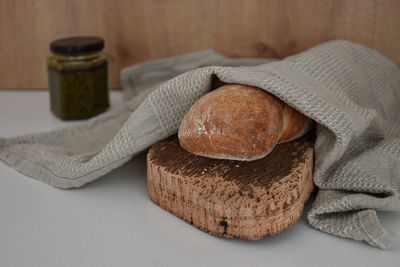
top-left (1, 0), bottom-right (399, 89)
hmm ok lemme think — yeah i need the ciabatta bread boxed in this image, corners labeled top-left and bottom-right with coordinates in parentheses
top-left (178, 84), bottom-right (311, 161)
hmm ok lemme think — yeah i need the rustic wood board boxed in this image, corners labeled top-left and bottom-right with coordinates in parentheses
top-left (1, 0), bottom-right (399, 89)
top-left (147, 135), bottom-right (314, 240)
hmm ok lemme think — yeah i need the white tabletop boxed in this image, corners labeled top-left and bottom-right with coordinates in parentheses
top-left (0, 90), bottom-right (399, 267)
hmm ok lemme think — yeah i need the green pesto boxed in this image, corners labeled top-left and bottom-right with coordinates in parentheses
top-left (48, 53), bottom-right (109, 120)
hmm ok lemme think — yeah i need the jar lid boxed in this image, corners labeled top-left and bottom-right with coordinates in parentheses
top-left (50, 36), bottom-right (104, 55)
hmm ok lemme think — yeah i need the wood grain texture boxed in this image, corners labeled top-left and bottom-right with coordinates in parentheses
top-left (147, 135), bottom-right (314, 240)
top-left (1, 0), bottom-right (399, 89)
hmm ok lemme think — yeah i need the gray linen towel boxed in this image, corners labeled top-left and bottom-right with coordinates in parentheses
top-left (1, 41), bottom-right (399, 249)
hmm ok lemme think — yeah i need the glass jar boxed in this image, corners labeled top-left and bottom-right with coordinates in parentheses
top-left (48, 36), bottom-right (109, 120)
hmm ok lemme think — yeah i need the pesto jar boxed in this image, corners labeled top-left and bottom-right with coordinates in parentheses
top-left (48, 37), bottom-right (109, 120)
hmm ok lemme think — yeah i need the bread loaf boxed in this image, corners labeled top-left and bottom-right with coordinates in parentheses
top-left (279, 104), bottom-right (313, 143)
top-left (178, 84), bottom-right (311, 161)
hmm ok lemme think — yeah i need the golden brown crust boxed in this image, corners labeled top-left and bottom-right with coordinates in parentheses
top-left (178, 84), bottom-right (312, 160)
top-left (178, 84), bottom-right (283, 161)
top-left (278, 104), bottom-right (312, 143)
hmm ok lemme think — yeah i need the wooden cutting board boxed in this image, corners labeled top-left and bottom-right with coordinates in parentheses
top-left (146, 134), bottom-right (314, 240)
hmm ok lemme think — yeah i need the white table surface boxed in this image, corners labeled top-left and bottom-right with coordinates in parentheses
top-left (0, 90), bottom-right (399, 267)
